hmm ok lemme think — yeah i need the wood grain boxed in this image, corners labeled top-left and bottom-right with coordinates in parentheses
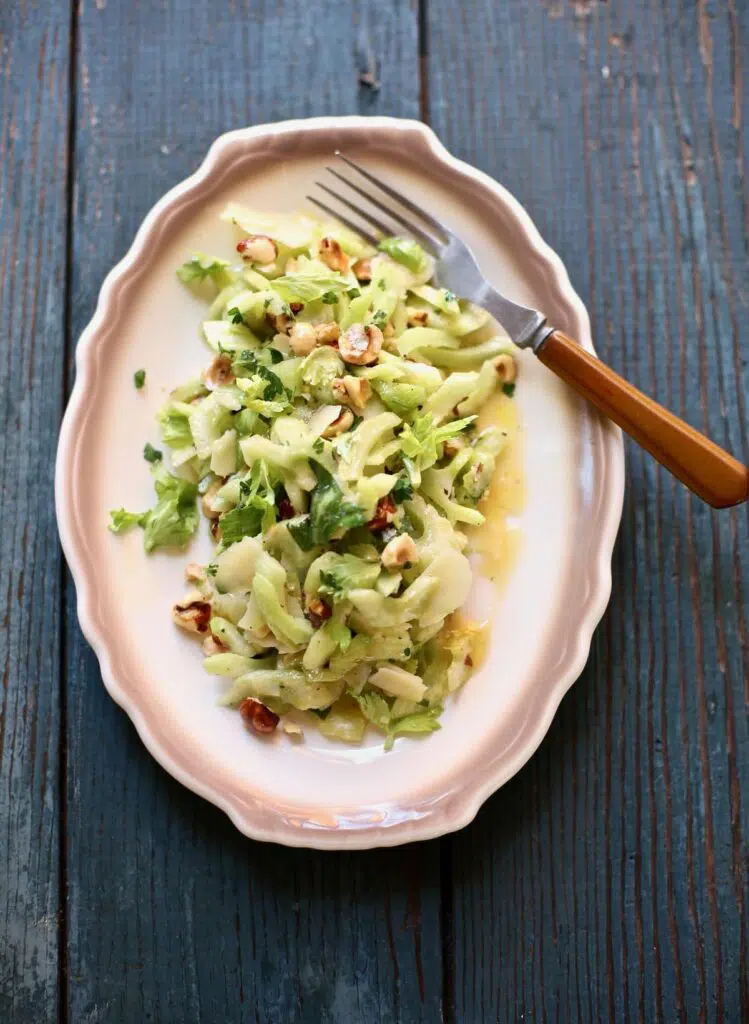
top-left (537, 329), bottom-right (749, 508)
top-left (63, 2), bottom-right (442, 1023)
top-left (425, 0), bottom-right (749, 1020)
top-left (2, 1), bottom-right (746, 1020)
top-left (0, 2), bottom-right (71, 1021)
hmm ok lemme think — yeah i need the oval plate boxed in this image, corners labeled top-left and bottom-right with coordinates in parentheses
top-left (56, 117), bottom-right (624, 849)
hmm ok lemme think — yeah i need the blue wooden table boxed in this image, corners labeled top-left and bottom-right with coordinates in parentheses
top-left (2, 2), bottom-right (748, 1020)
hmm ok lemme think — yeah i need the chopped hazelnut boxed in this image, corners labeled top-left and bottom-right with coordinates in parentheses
top-left (352, 257), bottom-right (372, 282)
top-left (201, 480), bottom-right (223, 519)
top-left (493, 353), bottom-right (517, 384)
top-left (321, 406), bottom-right (354, 438)
top-left (172, 598), bottom-right (212, 634)
top-left (306, 597), bottom-right (332, 629)
top-left (339, 323), bottom-right (383, 365)
top-left (289, 321), bottom-right (318, 356)
top-left (342, 375), bottom-right (371, 412)
top-left (315, 321), bottom-right (341, 345)
top-left (266, 311), bottom-right (293, 335)
top-left (202, 634), bottom-right (228, 655)
top-left (203, 353), bottom-right (235, 390)
top-left (319, 236), bottom-right (349, 273)
top-left (239, 698), bottom-right (280, 734)
top-left (381, 533), bottom-right (418, 569)
top-left (368, 494), bottom-right (397, 531)
top-left (236, 234), bottom-right (278, 263)
top-left (443, 437), bottom-right (465, 459)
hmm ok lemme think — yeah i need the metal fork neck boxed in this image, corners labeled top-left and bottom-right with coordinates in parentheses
top-left (525, 322), bottom-right (555, 353)
top-left (475, 284), bottom-right (552, 352)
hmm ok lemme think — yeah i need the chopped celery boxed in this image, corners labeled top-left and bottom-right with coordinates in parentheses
top-left (378, 236), bottom-right (427, 273)
top-left (112, 203), bottom-right (520, 749)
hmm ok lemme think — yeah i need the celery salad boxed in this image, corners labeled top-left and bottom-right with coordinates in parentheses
top-left (110, 205), bottom-right (518, 749)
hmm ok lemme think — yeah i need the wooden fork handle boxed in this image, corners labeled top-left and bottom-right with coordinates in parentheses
top-left (536, 330), bottom-right (749, 508)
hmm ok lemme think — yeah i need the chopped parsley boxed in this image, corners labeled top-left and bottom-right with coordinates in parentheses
top-left (287, 464), bottom-right (366, 550)
top-left (219, 504), bottom-right (267, 545)
top-left (287, 515), bottom-right (314, 552)
top-left (177, 254), bottom-right (231, 284)
top-left (391, 474), bottom-right (413, 503)
top-left (134, 369), bottom-right (146, 389)
top-left (231, 350), bottom-right (288, 401)
top-left (143, 442), bottom-right (163, 463)
top-left (502, 382), bottom-right (516, 398)
top-left (219, 461), bottom-right (277, 544)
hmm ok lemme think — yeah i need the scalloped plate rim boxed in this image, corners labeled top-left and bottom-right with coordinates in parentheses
top-left (55, 116), bottom-right (624, 849)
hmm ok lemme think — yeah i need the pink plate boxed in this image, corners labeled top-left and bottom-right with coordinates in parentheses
top-left (56, 118), bottom-right (624, 848)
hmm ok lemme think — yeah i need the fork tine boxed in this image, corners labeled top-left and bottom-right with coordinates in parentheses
top-left (315, 182), bottom-right (397, 241)
top-left (335, 152), bottom-right (448, 240)
top-left (305, 195), bottom-right (380, 248)
top-left (325, 168), bottom-right (441, 252)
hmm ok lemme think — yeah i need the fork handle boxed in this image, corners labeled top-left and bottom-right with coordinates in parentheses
top-left (536, 330), bottom-right (749, 508)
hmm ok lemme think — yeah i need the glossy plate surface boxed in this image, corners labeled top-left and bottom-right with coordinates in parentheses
top-left (56, 117), bottom-right (624, 848)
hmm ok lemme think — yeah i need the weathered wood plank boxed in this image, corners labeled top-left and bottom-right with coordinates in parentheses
top-left (426, 0), bottom-right (748, 1020)
top-left (0, 1), bottom-right (71, 1020)
top-left (64, 2), bottom-right (441, 1022)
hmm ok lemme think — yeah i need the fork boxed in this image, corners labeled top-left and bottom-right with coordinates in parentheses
top-left (308, 154), bottom-right (749, 509)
